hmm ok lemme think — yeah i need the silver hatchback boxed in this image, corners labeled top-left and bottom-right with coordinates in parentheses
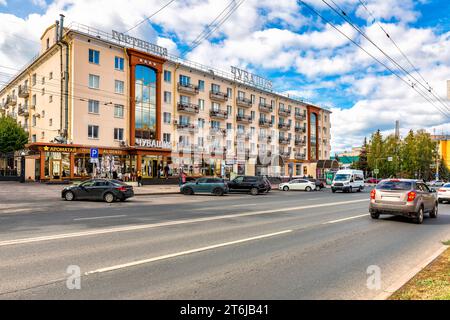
top-left (369, 179), bottom-right (438, 224)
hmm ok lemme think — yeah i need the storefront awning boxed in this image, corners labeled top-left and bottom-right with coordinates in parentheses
top-left (316, 159), bottom-right (340, 170)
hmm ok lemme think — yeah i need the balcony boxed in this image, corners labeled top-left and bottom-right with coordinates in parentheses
top-left (209, 127), bottom-right (227, 137)
top-left (209, 90), bottom-right (228, 102)
top-left (5, 95), bottom-right (17, 108)
top-left (236, 97), bottom-right (253, 108)
top-left (278, 123), bottom-right (291, 131)
top-left (258, 103), bottom-right (273, 113)
top-left (295, 113), bottom-right (306, 121)
top-left (295, 153), bottom-right (307, 161)
top-left (209, 109), bottom-right (228, 120)
top-left (177, 102), bottom-right (199, 114)
top-left (18, 105), bottom-right (29, 117)
top-left (295, 127), bottom-right (306, 133)
top-left (259, 119), bottom-right (272, 128)
top-left (279, 137), bottom-right (291, 145)
top-left (177, 123), bottom-right (197, 133)
top-left (236, 114), bottom-right (252, 124)
top-left (278, 108), bottom-right (291, 117)
top-left (18, 85), bottom-right (29, 98)
top-left (295, 139), bottom-right (307, 147)
top-left (280, 151), bottom-right (291, 159)
top-left (177, 83), bottom-right (199, 95)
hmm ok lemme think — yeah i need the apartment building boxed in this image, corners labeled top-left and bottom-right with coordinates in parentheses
top-left (0, 17), bottom-right (331, 182)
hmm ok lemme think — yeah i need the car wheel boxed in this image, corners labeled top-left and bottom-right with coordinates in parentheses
top-left (315, 186), bottom-right (320, 191)
top-left (357, 187), bottom-right (362, 192)
top-left (250, 187), bottom-right (259, 196)
top-left (104, 192), bottom-right (115, 203)
top-left (65, 191), bottom-right (75, 201)
top-left (120, 197), bottom-right (127, 202)
top-left (283, 186), bottom-right (289, 191)
top-left (438, 199), bottom-right (443, 204)
top-left (332, 189), bottom-right (336, 193)
top-left (413, 206), bottom-right (424, 224)
top-left (429, 203), bottom-right (438, 218)
top-left (183, 187), bottom-right (194, 195)
top-left (213, 188), bottom-right (224, 196)
top-left (370, 211), bottom-right (380, 219)
top-left (305, 186), bottom-right (312, 192)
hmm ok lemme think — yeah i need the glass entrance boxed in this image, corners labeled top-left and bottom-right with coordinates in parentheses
top-left (141, 156), bottom-right (161, 178)
top-left (50, 159), bottom-right (62, 180)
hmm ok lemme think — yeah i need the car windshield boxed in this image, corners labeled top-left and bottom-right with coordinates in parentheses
top-left (376, 181), bottom-right (412, 191)
top-left (334, 174), bottom-right (350, 181)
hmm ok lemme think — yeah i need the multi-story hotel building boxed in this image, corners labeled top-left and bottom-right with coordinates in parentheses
top-left (0, 16), bottom-right (331, 182)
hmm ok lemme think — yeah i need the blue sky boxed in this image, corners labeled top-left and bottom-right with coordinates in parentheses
top-left (1, 0), bottom-right (449, 153)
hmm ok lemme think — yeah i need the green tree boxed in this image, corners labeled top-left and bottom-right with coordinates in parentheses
top-left (0, 116), bottom-right (28, 154)
top-left (438, 159), bottom-right (450, 181)
top-left (400, 130), bottom-right (416, 178)
top-left (367, 130), bottom-right (383, 176)
top-left (383, 134), bottom-right (401, 178)
top-left (352, 137), bottom-right (369, 174)
top-left (414, 130), bottom-right (436, 180)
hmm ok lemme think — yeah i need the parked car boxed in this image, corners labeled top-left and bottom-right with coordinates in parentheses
top-left (365, 177), bottom-right (381, 184)
top-left (308, 178), bottom-right (325, 190)
top-left (369, 179), bottom-right (438, 224)
top-left (331, 169), bottom-right (365, 193)
top-left (62, 179), bottom-right (134, 203)
top-left (427, 180), bottom-right (445, 188)
top-left (437, 183), bottom-right (450, 204)
top-left (279, 179), bottom-right (317, 192)
top-left (227, 176), bottom-right (270, 195)
top-left (181, 178), bottom-right (228, 196)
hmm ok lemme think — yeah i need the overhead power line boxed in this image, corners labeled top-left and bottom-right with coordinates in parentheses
top-left (322, 0), bottom-right (450, 115)
top-left (356, 0), bottom-right (450, 112)
top-left (297, 0), bottom-right (450, 119)
top-left (124, 0), bottom-right (177, 34)
top-left (182, 0), bottom-right (247, 55)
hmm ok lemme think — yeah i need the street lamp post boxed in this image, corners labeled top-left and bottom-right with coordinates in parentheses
top-left (20, 151), bottom-right (26, 183)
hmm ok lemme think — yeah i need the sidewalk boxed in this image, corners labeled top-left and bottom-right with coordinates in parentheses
top-left (133, 184), bottom-right (181, 196)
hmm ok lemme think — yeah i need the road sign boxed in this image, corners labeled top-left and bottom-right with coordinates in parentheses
top-left (374, 169), bottom-right (380, 175)
top-left (90, 148), bottom-right (99, 159)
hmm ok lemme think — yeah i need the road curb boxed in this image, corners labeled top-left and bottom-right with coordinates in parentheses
top-left (374, 245), bottom-right (448, 300)
top-left (134, 192), bottom-right (180, 196)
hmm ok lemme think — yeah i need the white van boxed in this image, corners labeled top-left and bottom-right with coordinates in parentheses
top-left (331, 170), bottom-right (365, 193)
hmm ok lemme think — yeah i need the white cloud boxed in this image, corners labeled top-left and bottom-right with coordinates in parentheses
top-left (0, 0), bottom-right (7, 6)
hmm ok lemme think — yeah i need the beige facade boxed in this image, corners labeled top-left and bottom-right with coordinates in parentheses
top-left (0, 20), bottom-right (331, 182)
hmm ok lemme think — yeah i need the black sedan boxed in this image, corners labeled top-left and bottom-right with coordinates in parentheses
top-left (62, 179), bottom-right (134, 203)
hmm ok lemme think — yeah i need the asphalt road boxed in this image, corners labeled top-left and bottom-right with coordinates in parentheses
top-left (0, 187), bottom-right (449, 299)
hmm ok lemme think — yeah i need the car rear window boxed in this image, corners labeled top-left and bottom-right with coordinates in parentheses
top-left (110, 180), bottom-right (128, 186)
top-left (444, 183), bottom-right (450, 188)
top-left (376, 181), bottom-right (412, 190)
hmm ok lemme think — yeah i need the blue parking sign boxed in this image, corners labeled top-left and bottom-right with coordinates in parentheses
top-left (90, 148), bottom-right (99, 159)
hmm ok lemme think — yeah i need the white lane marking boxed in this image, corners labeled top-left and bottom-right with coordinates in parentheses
top-left (323, 214), bottom-right (369, 224)
top-left (231, 203), bottom-right (258, 208)
top-left (73, 215), bottom-right (128, 222)
top-left (0, 199), bottom-right (368, 247)
top-left (85, 230), bottom-right (292, 275)
top-left (0, 209), bottom-right (32, 214)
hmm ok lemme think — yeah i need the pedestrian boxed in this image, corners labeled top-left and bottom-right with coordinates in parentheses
top-left (179, 170), bottom-right (187, 186)
top-left (137, 171), bottom-right (143, 187)
top-left (112, 170), bottom-right (118, 180)
top-left (164, 164), bottom-right (170, 179)
top-left (118, 171), bottom-right (123, 181)
top-left (189, 165), bottom-right (194, 175)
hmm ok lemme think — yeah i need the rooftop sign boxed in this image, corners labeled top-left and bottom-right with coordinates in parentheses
top-left (231, 66), bottom-right (273, 91)
top-left (112, 30), bottom-right (168, 57)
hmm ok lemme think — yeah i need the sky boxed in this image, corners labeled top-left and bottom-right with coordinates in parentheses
top-left (0, 0), bottom-right (449, 155)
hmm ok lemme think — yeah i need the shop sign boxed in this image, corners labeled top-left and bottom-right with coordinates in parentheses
top-left (112, 30), bottom-right (168, 57)
top-left (43, 146), bottom-right (77, 153)
top-left (231, 66), bottom-right (273, 91)
top-left (135, 138), bottom-right (172, 149)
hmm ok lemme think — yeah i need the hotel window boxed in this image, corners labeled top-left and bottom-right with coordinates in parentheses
top-left (46, 38), bottom-right (50, 49)
top-left (198, 137), bottom-right (204, 146)
top-left (49, 95), bottom-right (53, 103)
top-left (163, 70), bottom-right (171, 83)
top-left (49, 118), bottom-right (53, 127)
top-left (115, 57), bottom-right (124, 71)
top-left (42, 77), bottom-right (45, 85)
top-left (198, 80), bottom-right (205, 91)
top-left (179, 115), bottom-right (190, 125)
top-left (279, 103), bottom-right (284, 110)
top-left (227, 123), bottom-right (232, 130)
top-left (163, 112), bottom-right (171, 124)
top-left (227, 105), bottom-right (232, 115)
top-left (114, 104), bottom-right (124, 118)
top-left (251, 111), bottom-right (255, 120)
top-left (42, 110), bottom-right (45, 118)
top-left (88, 100), bottom-right (100, 114)
top-left (260, 97), bottom-right (266, 105)
top-left (238, 91), bottom-right (245, 99)
top-left (88, 125), bottom-right (99, 139)
top-left (238, 108), bottom-right (244, 116)
top-left (32, 115), bottom-right (36, 127)
top-left (163, 133), bottom-right (171, 143)
top-left (89, 49), bottom-right (100, 64)
top-left (211, 120), bottom-right (220, 129)
top-left (49, 72), bottom-right (53, 80)
top-left (89, 74), bottom-right (100, 89)
top-left (164, 91), bottom-right (171, 103)
top-left (227, 88), bottom-right (232, 98)
top-left (31, 134), bottom-right (36, 143)
top-left (198, 118), bottom-right (205, 128)
top-left (115, 80), bottom-right (124, 94)
top-left (180, 95), bottom-right (190, 104)
top-left (32, 74), bottom-right (36, 86)
top-left (198, 99), bottom-right (205, 111)
top-left (212, 102), bottom-right (220, 112)
top-left (179, 75), bottom-right (190, 86)
top-left (250, 94), bottom-right (255, 103)
top-left (211, 83), bottom-right (220, 93)
top-left (41, 131), bottom-right (45, 139)
top-left (41, 88), bottom-right (45, 95)
top-left (114, 128), bottom-right (124, 141)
